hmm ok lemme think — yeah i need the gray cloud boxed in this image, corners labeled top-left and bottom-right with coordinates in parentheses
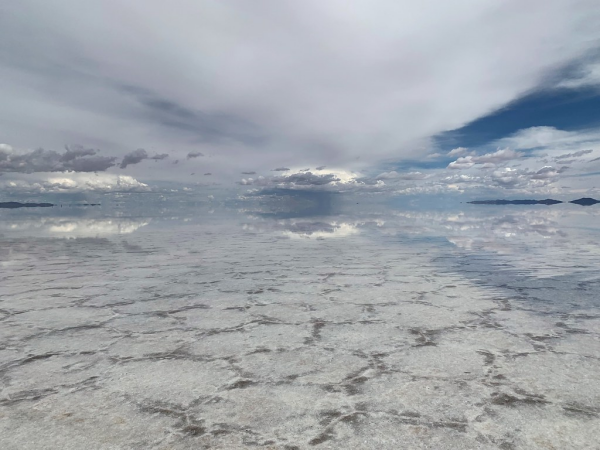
top-left (239, 171), bottom-right (341, 188)
top-left (530, 166), bottom-right (563, 180)
top-left (376, 171), bottom-right (427, 180)
top-left (555, 149), bottom-right (593, 160)
top-left (448, 149), bottom-right (521, 170)
top-left (149, 153), bottom-right (169, 161)
top-left (61, 145), bottom-right (98, 161)
top-left (119, 148), bottom-right (169, 168)
top-left (120, 149), bottom-right (148, 169)
top-left (241, 171), bottom-right (256, 175)
top-left (0, 144), bottom-right (117, 173)
top-left (447, 158), bottom-right (475, 170)
top-left (273, 167), bottom-right (290, 172)
top-left (187, 151), bottom-right (204, 159)
top-left (275, 172), bottom-right (339, 186)
top-left (119, 84), bottom-right (265, 145)
top-left (488, 165), bottom-right (563, 189)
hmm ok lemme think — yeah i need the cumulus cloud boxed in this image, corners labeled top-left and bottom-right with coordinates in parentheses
top-left (276, 172), bottom-right (339, 186)
top-left (488, 166), bottom-right (563, 190)
top-left (236, 167), bottom-right (373, 192)
top-left (448, 149), bottom-right (520, 169)
top-left (0, 144), bottom-right (117, 173)
top-left (448, 158), bottom-right (475, 170)
top-left (380, 123), bottom-right (600, 196)
top-left (240, 172), bottom-right (340, 187)
top-left (419, 161), bottom-right (567, 194)
top-left (0, 173), bottom-right (150, 194)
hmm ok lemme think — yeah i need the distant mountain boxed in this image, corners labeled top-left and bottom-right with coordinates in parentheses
top-left (570, 198), bottom-right (600, 206)
top-left (468, 199), bottom-right (562, 205)
top-left (0, 202), bottom-right (55, 209)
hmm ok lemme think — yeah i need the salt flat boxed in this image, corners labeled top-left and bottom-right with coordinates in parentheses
top-left (1, 198), bottom-right (600, 449)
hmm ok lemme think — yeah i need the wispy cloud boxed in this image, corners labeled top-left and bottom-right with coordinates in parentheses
top-left (119, 148), bottom-right (169, 168)
top-left (187, 151), bottom-right (204, 159)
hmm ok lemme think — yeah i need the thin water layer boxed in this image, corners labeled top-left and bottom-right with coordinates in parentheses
top-left (1, 197), bottom-right (599, 449)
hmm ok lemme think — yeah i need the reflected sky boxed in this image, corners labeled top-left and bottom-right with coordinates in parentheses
top-left (3, 192), bottom-right (600, 284)
top-left (2, 192), bottom-right (600, 448)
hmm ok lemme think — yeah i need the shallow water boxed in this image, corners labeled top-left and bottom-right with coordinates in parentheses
top-left (1, 195), bottom-right (600, 449)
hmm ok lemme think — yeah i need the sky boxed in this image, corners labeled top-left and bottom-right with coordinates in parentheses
top-left (1, 0), bottom-right (600, 198)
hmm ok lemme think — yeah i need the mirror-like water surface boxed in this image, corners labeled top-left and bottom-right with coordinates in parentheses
top-left (2, 195), bottom-right (600, 449)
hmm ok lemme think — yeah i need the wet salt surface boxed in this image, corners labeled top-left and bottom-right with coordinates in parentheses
top-left (1, 198), bottom-right (600, 449)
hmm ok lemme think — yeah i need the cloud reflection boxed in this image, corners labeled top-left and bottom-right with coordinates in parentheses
top-left (0, 217), bottom-right (149, 238)
top-left (246, 201), bottom-right (600, 277)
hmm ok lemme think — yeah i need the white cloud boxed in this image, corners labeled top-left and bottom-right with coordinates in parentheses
top-left (448, 158), bottom-right (475, 170)
top-left (282, 222), bottom-right (360, 239)
top-left (495, 126), bottom-right (600, 152)
top-left (239, 167), bottom-right (367, 191)
top-left (1, 0), bottom-right (599, 185)
top-left (447, 147), bottom-right (469, 157)
top-left (471, 148), bottom-right (521, 164)
top-left (448, 148), bottom-right (521, 170)
top-left (0, 173), bottom-right (150, 194)
top-left (556, 62), bottom-right (600, 89)
top-left (426, 152), bottom-right (444, 159)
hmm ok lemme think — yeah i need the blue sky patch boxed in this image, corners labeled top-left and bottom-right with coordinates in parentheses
top-left (434, 86), bottom-right (600, 152)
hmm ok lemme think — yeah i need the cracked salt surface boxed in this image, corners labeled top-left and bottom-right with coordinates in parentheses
top-left (1, 197), bottom-right (600, 449)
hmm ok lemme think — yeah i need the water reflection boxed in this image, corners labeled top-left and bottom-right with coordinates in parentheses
top-left (2, 193), bottom-right (600, 278)
top-left (2, 194), bottom-right (600, 448)
top-left (244, 200), bottom-right (600, 278)
top-left (243, 219), bottom-right (360, 239)
top-left (0, 216), bottom-right (149, 238)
